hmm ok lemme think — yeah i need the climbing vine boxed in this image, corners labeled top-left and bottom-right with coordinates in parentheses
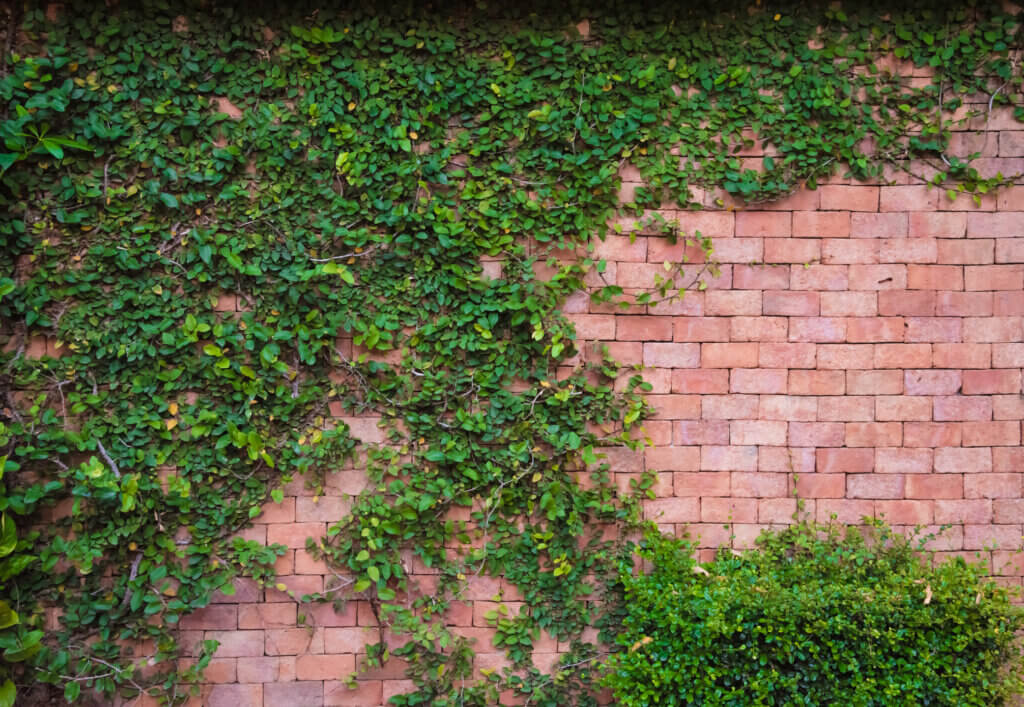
top-left (0, 0), bottom-right (1021, 703)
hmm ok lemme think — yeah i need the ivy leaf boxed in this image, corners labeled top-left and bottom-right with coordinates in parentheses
top-left (159, 192), bottom-right (179, 209)
top-left (0, 680), bottom-right (14, 707)
top-left (367, 566), bottom-right (380, 582)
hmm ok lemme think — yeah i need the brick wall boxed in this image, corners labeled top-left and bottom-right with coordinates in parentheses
top-left (128, 111), bottom-right (1024, 706)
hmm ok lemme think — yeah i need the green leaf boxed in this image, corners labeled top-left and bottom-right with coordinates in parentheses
top-left (159, 192), bottom-right (179, 209)
top-left (367, 566), bottom-right (380, 582)
top-left (0, 601), bottom-right (19, 629)
top-left (0, 680), bottom-right (14, 707)
top-left (0, 515), bottom-right (16, 558)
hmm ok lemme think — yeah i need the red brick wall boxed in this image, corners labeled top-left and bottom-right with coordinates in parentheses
top-left (127, 111), bottom-right (1024, 707)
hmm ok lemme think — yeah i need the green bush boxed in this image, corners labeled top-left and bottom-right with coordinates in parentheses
top-left (603, 520), bottom-right (1024, 706)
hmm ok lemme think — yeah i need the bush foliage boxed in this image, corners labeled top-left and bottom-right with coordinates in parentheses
top-left (605, 521), bottom-right (1024, 706)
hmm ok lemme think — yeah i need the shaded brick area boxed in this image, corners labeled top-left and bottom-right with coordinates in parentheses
top-left (119, 113), bottom-right (1024, 707)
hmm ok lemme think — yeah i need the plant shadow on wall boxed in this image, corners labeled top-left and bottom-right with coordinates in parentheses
top-left (0, 0), bottom-right (1022, 704)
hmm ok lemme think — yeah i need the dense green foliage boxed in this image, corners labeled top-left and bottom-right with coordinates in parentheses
top-left (605, 521), bottom-right (1024, 706)
top-left (0, 0), bottom-right (1021, 703)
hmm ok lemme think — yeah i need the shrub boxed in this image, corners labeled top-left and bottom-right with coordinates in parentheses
top-left (603, 520), bottom-right (1024, 706)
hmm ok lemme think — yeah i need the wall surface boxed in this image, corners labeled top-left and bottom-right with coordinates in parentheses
top-left (131, 110), bottom-right (1024, 706)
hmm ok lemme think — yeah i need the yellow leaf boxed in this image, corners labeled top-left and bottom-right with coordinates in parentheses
top-left (774, 13), bottom-right (781, 20)
top-left (629, 636), bottom-right (653, 652)
top-left (923, 584), bottom-right (932, 605)
top-left (347, 102), bottom-right (356, 110)
top-left (275, 583), bottom-right (287, 591)
top-left (409, 131), bottom-right (418, 140)
top-left (168, 402), bottom-right (179, 415)
top-left (165, 418), bottom-right (178, 430)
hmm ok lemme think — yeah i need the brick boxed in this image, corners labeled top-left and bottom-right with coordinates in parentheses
top-left (936, 292), bottom-right (993, 317)
top-left (821, 239), bottom-right (879, 264)
top-left (993, 343), bottom-right (1024, 368)
top-left (848, 264), bottom-right (907, 290)
top-left (644, 497), bottom-right (700, 523)
top-left (569, 314), bottom-right (615, 340)
top-left (817, 448), bottom-right (874, 473)
top-left (1001, 131), bottom-right (1024, 156)
top-left (791, 265), bottom-right (849, 291)
top-left (789, 422), bottom-right (845, 447)
top-left (789, 370), bottom-right (844, 396)
top-left (266, 627), bottom-right (325, 655)
top-left (203, 631), bottom-right (265, 658)
top-left (729, 316), bottom-right (788, 342)
top-left (759, 395), bottom-right (817, 422)
top-left (323, 627), bottom-right (374, 653)
top-left (643, 343), bottom-right (700, 368)
top-left (267, 522), bottom-right (326, 549)
top-left (817, 344), bottom-right (872, 370)
top-left (700, 445), bottom-right (759, 471)
top-left (204, 684), bottom-right (263, 707)
top-left (673, 318), bottom-right (729, 342)
top-left (730, 420), bottom-right (787, 446)
top-left (851, 212), bottom-right (907, 238)
top-left (701, 343), bottom-right (759, 368)
top-left (998, 185), bottom-right (1024, 211)
top-left (905, 317), bottom-right (961, 343)
top-left (847, 317), bottom-right (905, 342)
top-left (732, 472), bottom-right (788, 498)
top-left (820, 292), bottom-right (877, 317)
top-left (759, 446), bottom-right (816, 473)
top-left (965, 265), bottom-right (1024, 291)
top-left (993, 499), bottom-right (1024, 524)
top-left (963, 369), bottom-right (1021, 394)
top-left (908, 264), bottom-right (963, 290)
top-left (296, 496), bottom-right (351, 523)
top-left (736, 212), bottom-right (791, 237)
top-left (705, 290), bottom-right (762, 316)
top-left (793, 211), bottom-right (850, 237)
top-left (933, 396), bottom-right (993, 421)
top-left (937, 239), bottom-right (994, 265)
top-left (994, 292), bottom-right (1024, 315)
top-left (733, 264), bottom-right (790, 290)
top-left (731, 368), bottom-right (788, 394)
top-left (817, 396), bottom-right (874, 422)
top-left (794, 473), bottom-right (845, 498)
top-left (903, 422), bottom-right (962, 448)
top-left (648, 395), bottom-right (701, 420)
top-left (962, 421), bottom-right (1020, 447)
top-left (296, 653), bottom-right (356, 681)
top-left (713, 238), bottom-right (764, 263)
top-left (877, 290), bottom-right (936, 316)
top-left (820, 185), bottom-right (878, 211)
top-left (238, 603), bottom-right (297, 629)
top-left (325, 680), bottom-right (383, 706)
top-left (875, 500), bottom-right (933, 524)
top-left (180, 605), bottom-right (238, 631)
top-left (881, 185), bottom-right (939, 211)
top-left (848, 474), bottom-right (904, 499)
top-left (909, 212), bottom-right (967, 238)
top-left (816, 499), bottom-right (876, 524)
top-left (765, 239), bottom-right (820, 263)
top-left (967, 212), bottom-right (1021, 238)
top-left (676, 420), bottom-right (729, 445)
top-left (965, 474), bottom-right (1021, 499)
top-left (993, 395), bottom-right (1024, 419)
top-left (906, 475), bottom-right (963, 500)
top-left (759, 498), bottom-right (800, 523)
top-left (964, 523), bottom-right (1023, 549)
top-left (759, 343), bottom-right (816, 369)
top-left (879, 238), bottom-right (937, 264)
top-left (260, 497), bottom-right (296, 524)
top-left (672, 369), bottom-right (729, 393)
top-left (673, 472), bottom-right (730, 497)
top-left (963, 317), bottom-right (1022, 343)
top-left (935, 447), bottom-right (992, 474)
top-left (876, 448), bottom-right (933, 475)
top-left (847, 370), bottom-right (903, 395)
top-left (994, 448), bottom-right (1024, 472)
top-left (701, 497), bottom-right (758, 522)
top-left (996, 239), bottom-right (1024, 264)
top-left (702, 395), bottom-right (758, 420)
top-left (934, 500), bottom-right (992, 524)
top-left (875, 396), bottom-right (931, 422)
top-left (644, 446), bottom-right (700, 471)
top-left (593, 234), bottom-right (647, 261)
top-left (616, 316), bottom-right (673, 341)
top-left (337, 417), bottom-right (386, 444)
top-left (874, 344), bottom-right (931, 369)
top-left (846, 423), bottom-right (902, 447)
top-left (788, 317), bottom-right (846, 342)
top-left (933, 343), bottom-right (990, 368)
top-left (904, 370), bottom-right (961, 395)
top-left (762, 291), bottom-right (819, 316)
top-left (676, 211), bottom-right (736, 237)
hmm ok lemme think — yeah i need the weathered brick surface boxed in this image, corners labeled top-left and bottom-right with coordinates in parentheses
top-left (172, 107), bottom-right (1024, 706)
